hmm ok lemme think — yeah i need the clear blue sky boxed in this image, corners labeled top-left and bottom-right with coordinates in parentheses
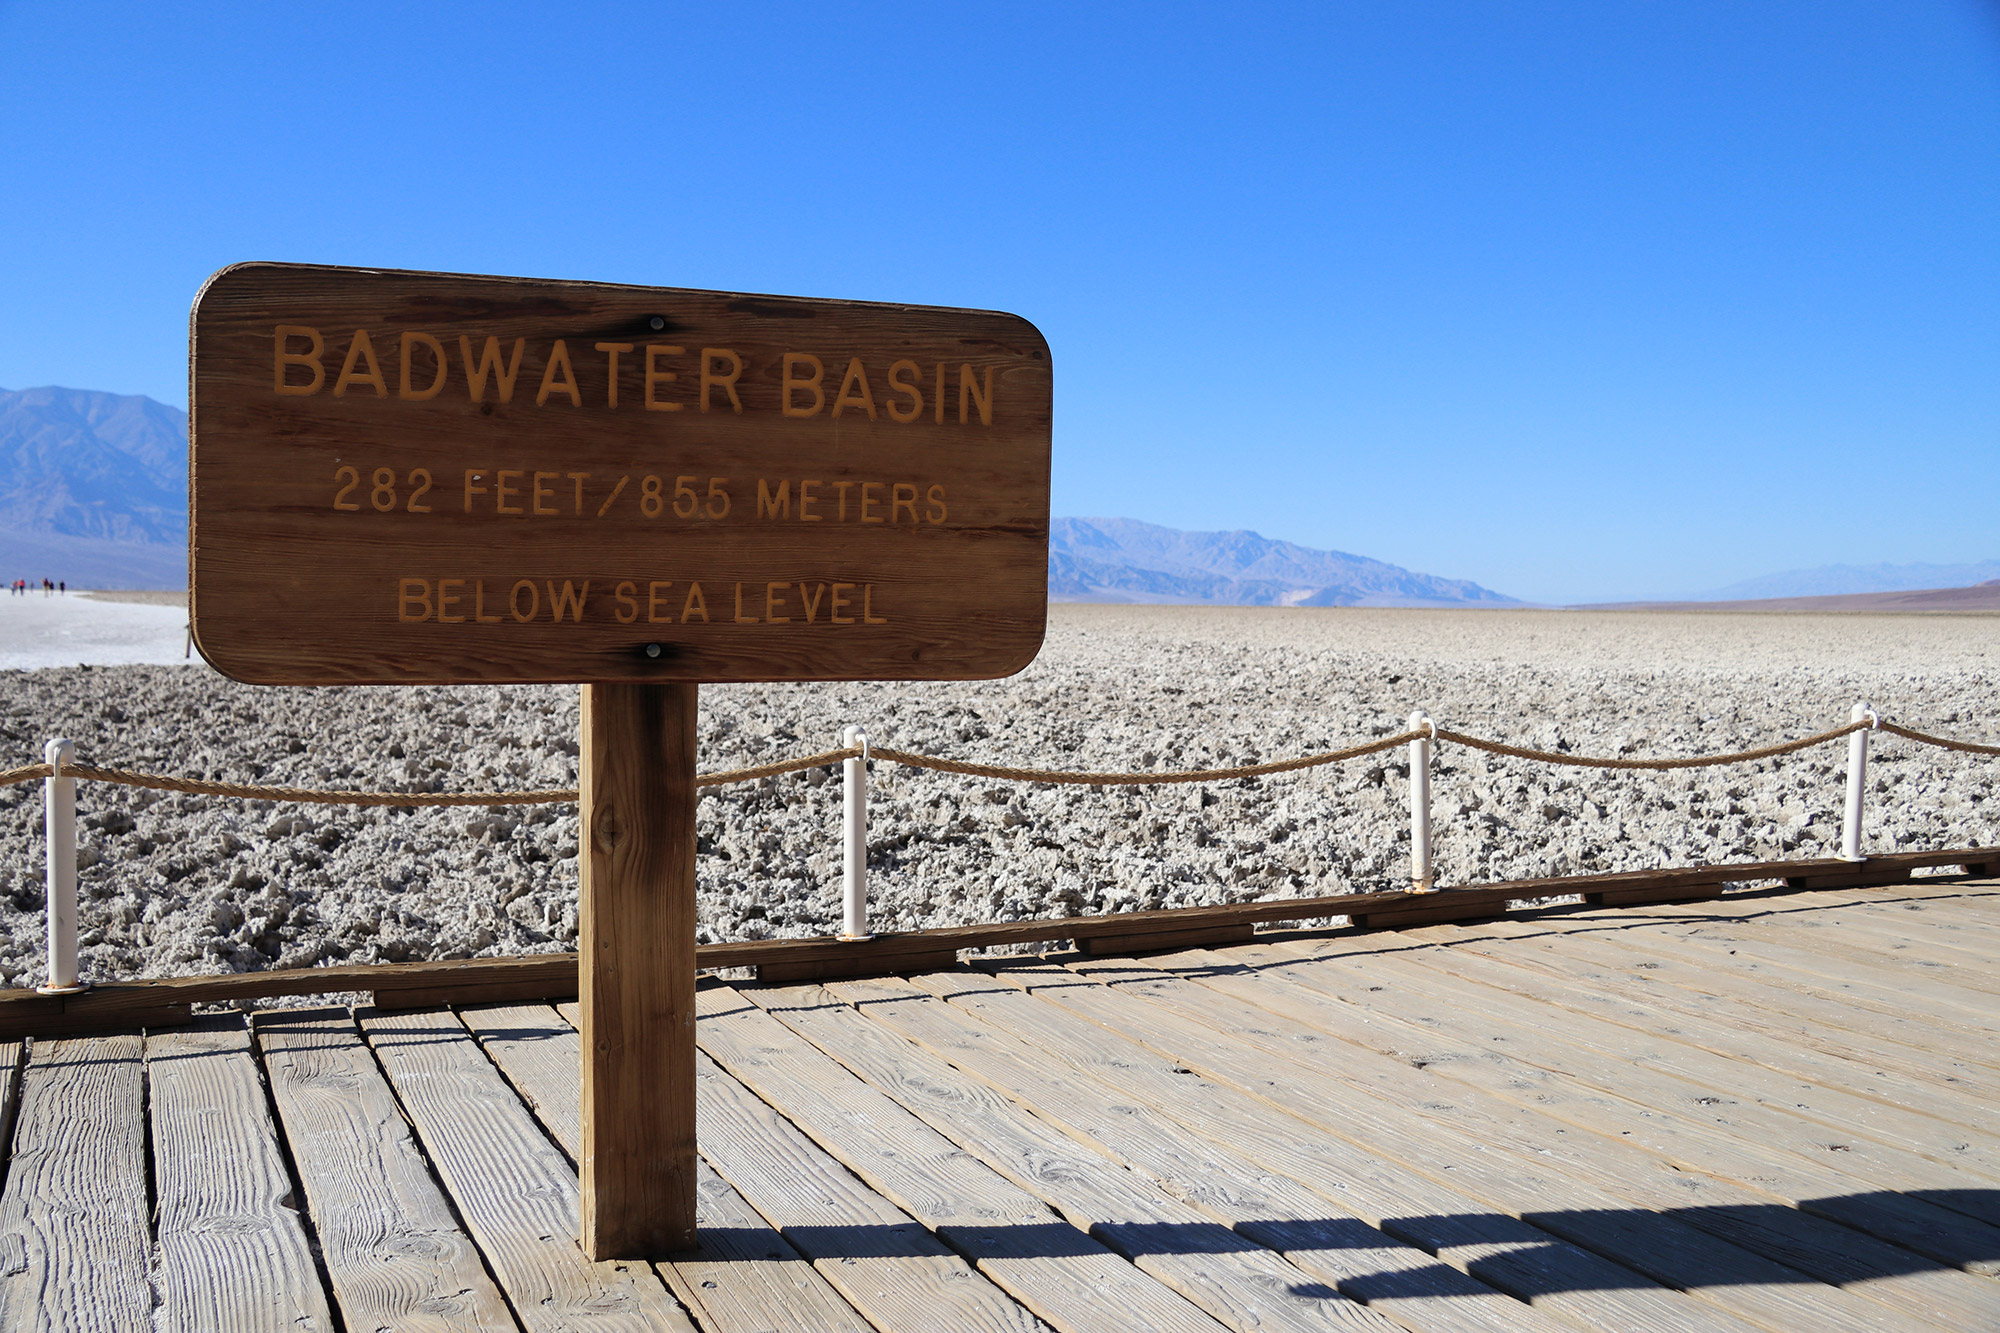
top-left (2, 1), bottom-right (1995, 603)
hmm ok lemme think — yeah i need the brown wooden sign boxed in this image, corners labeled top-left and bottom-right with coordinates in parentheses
top-left (189, 262), bottom-right (1051, 685)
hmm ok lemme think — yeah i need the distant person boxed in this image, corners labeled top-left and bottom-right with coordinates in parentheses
top-left (57, 581), bottom-right (64, 594)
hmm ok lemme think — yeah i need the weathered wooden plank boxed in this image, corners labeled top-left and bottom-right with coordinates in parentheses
top-left (149, 1017), bottom-right (334, 1332)
top-left (0, 1035), bottom-right (150, 1330)
top-left (1616, 912), bottom-right (2000, 1029)
top-left (668, 1162), bottom-right (884, 1333)
top-left (0, 1041), bottom-right (21, 1181)
top-left (742, 981), bottom-right (1397, 1333)
top-left (693, 1045), bottom-right (1052, 1333)
top-left (256, 1008), bottom-right (517, 1331)
top-left (1572, 902), bottom-right (2000, 1028)
top-left (1583, 881), bottom-right (1727, 907)
top-left (1051, 949), bottom-right (2000, 1329)
top-left (1076, 923), bottom-right (1255, 957)
top-left (1349, 897), bottom-right (1512, 930)
top-left (358, 1007), bottom-right (694, 1331)
top-left (1269, 932), bottom-right (2000, 1187)
top-left (458, 1003), bottom-right (585, 1153)
top-left (1165, 940), bottom-right (2000, 1318)
top-left (991, 952), bottom-right (1993, 1333)
top-left (913, 968), bottom-right (1772, 1333)
top-left (1795, 892), bottom-right (2000, 958)
top-left (579, 680), bottom-right (699, 1258)
top-left (1763, 908), bottom-right (2000, 988)
top-left (0, 995), bottom-right (192, 1040)
top-left (756, 938), bottom-right (960, 984)
top-left (460, 1003), bottom-right (877, 1333)
top-left (1476, 917), bottom-right (2000, 1099)
top-left (1454, 910), bottom-right (2000, 1092)
top-left (1785, 865), bottom-right (1914, 890)
top-left (1383, 921), bottom-right (2000, 1142)
top-left (1618, 894), bottom-right (2000, 997)
top-left (696, 983), bottom-right (1232, 1333)
top-left (822, 974), bottom-right (1572, 1333)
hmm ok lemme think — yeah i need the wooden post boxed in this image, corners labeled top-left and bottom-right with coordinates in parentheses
top-left (579, 682), bottom-right (698, 1258)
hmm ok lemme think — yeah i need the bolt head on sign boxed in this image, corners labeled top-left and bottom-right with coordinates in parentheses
top-left (188, 262), bottom-right (1052, 685)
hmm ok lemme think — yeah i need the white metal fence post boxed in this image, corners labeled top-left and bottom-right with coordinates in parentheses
top-left (840, 726), bottom-right (870, 940)
top-left (1408, 711), bottom-right (1434, 892)
top-left (1840, 701), bottom-right (1876, 863)
top-left (40, 737), bottom-right (85, 995)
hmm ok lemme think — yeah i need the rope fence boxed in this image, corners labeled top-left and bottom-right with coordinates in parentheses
top-left (9, 714), bottom-right (1996, 804)
top-left (8, 705), bottom-right (1997, 992)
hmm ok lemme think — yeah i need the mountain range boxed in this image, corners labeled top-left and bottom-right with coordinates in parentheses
top-left (1051, 518), bottom-right (1519, 607)
top-left (0, 386), bottom-right (187, 587)
top-left (1692, 560), bottom-right (2000, 602)
top-left (2, 384), bottom-right (1993, 606)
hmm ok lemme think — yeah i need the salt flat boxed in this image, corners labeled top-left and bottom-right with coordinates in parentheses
top-left (0, 588), bottom-right (191, 670)
top-left (0, 604), bottom-right (1995, 989)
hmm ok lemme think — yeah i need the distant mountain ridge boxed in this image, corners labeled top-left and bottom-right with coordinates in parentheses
top-left (1051, 517), bottom-right (1519, 607)
top-left (1695, 560), bottom-right (2000, 601)
top-left (0, 386), bottom-right (187, 587)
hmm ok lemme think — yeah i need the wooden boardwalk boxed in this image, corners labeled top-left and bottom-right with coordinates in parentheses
top-left (0, 877), bottom-right (1995, 1332)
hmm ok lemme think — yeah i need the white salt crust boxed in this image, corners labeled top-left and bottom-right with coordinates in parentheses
top-left (0, 605), bottom-right (1994, 988)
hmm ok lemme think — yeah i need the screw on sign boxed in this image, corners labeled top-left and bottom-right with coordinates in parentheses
top-left (189, 263), bottom-right (1053, 1257)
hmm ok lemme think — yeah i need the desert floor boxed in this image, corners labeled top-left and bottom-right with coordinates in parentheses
top-left (1, 602), bottom-right (1995, 988)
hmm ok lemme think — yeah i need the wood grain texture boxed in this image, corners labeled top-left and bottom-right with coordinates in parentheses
top-left (1348, 898), bottom-right (1507, 929)
top-left (669, 1162), bottom-right (881, 1333)
top-left (148, 1017), bottom-right (335, 1333)
top-left (1273, 932), bottom-right (2000, 1181)
top-left (190, 261), bottom-right (1051, 685)
top-left (1583, 910), bottom-right (2000, 1032)
top-left (1729, 890), bottom-right (2000, 989)
top-left (459, 1003), bottom-right (877, 1333)
top-left (1394, 920), bottom-right (2000, 1140)
top-left (742, 981), bottom-right (1401, 1333)
top-left (755, 940), bottom-right (961, 983)
top-left (255, 1008), bottom-right (517, 1332)
top-left (458, 1003), bottom-right (586, 1157)
top-left (1475, 918), bottom-right (2000, 1100)
top-left (1153, 943), bottom-right (1991, 1333)
top-left (0, 1035), bottom-right (151, 1331)
top-left (822, 975), bottom-right (1570, 1333)
top-left (0, 1042), bottom-right (20, 1184)
top-left (359, 1006), bottom-right (695, 1331)
top-left (579, 681), bottom-right (698, 1258)
top-left (1075, 923), bottom-right (1253, 957)
top-left (1582, 881), bottom-right (1727, 907)
top-left (1787, 866), bottom-right (1914, 890)
top-left (695, 984), bottom-right (1232, 1333)
top-left (693, 1045), bottom-right (1052, 1333)
top-left (912, 967), bottom-right (1741, 1333)
top-left (972, 959), bottom-right (1787, 1333)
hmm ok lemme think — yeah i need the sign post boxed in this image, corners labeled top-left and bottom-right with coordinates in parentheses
top-left (190, 262), bottom-right (1052, 1256)
top-left (579, 681), bottom-right (698, 1253)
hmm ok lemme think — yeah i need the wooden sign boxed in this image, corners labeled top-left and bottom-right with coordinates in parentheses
top-left (189, 262), bottom-right (1051, 685)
